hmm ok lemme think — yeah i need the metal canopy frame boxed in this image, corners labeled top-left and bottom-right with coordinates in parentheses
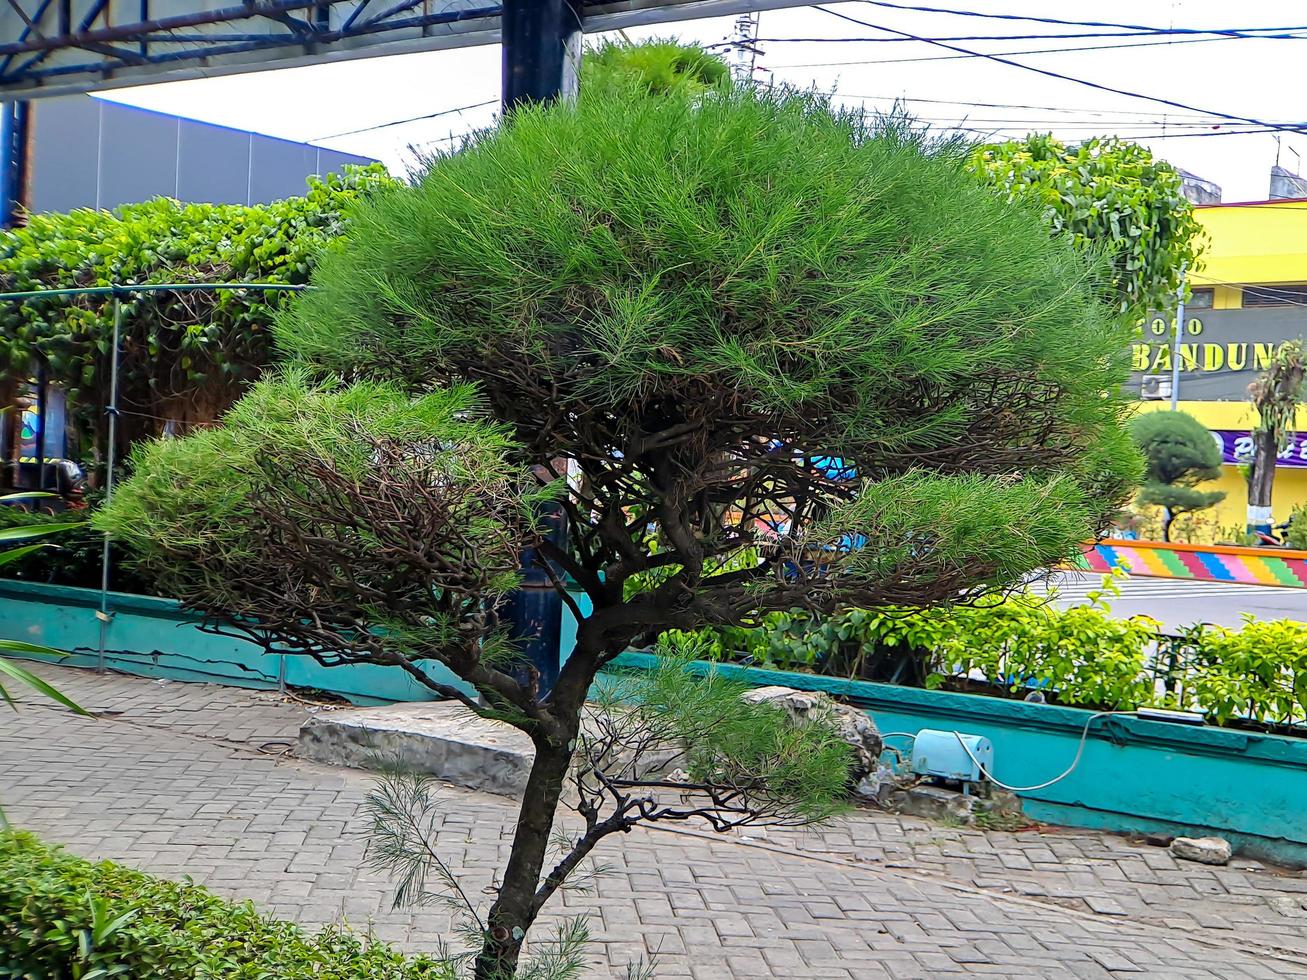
top-left (0, 0), bottom-right (804, 97)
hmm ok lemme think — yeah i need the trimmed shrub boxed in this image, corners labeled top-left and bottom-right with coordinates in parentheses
top-left (0, 831), bottom-right (452, 979)
top-left (1129, 411), bottom-right (1225, 542)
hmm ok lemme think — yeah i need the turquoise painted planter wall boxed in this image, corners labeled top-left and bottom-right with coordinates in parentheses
top-left (608, 652), bottom-right (1307, 866)
top-left (559, 588), bottom-right (592, 667)
top-left (7, 576), bottom-right (1304, 863)
top-left (0, 579), bottom-right (476, 705)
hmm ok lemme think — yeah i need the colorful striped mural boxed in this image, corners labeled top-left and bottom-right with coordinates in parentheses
top-left (1078, 539), bottom-right (1307, 588)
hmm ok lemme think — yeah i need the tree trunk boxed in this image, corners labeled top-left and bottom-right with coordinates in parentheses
top-left (1248, 429), bottom-right (1279, 533)
top-left (473, 738), bottom-right (574, 979)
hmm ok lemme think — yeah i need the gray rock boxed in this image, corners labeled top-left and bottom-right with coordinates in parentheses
top-left (854, 764), bottom-right (899, 804)
top-left (741, 685), bottom-right (883, 780)
top-left (1169, 835), bottom-right (1233, 866)
top-left (298, 702), bottom-right (535, 796)
top-left (978, 787), bottom-right (1025, 820)
top-left (886, 783), bottom-right (975, 824)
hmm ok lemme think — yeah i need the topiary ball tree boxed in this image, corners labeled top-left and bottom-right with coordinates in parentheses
top-left (101, 79), bottom-right (1140, 977)
top-left (1129, 410), bottom-right (1225, 541)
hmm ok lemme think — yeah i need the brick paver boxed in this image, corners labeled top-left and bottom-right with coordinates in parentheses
top-left (2, 664), bottom-right (1305, 978)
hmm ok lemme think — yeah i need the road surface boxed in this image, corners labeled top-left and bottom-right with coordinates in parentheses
top-left (1030, 570), bottom-right (1306, 631)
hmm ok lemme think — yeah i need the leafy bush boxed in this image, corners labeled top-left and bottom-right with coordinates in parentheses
top-left (681, 581), bottom-right (1307, 728)
top-left (968, 133), bottom-right (1203, 314)
top-left (0, 164), bottom-right (397, 471)
top-left (693, 587), bottom-right (1157, 710)
top-left (1286, 502), bottom-right (1307, 550)
top-left (0, 498), bottom-right (159, 593)
top-left (1184, 618), bottom-right (1307, 726)
top-left (0, 830), bottom-right (452, 979)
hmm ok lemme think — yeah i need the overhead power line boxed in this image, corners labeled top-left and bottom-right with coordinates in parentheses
top-left (829, 92), bottom-right (1288, 123)
top-left (846, 1), bottom-right (1307, 39)
top-left (1187, 274), bottom-right (1307, 308)
top-left (1107, 128), bottom-right (1286, 140)
top-left (734, 27), bottom-right (1307, 45)
top-left (314, 99), bottom-right (496, 141)
top-left (856, 112), bottom-right (1274, 128)
top-left (812, 6), bottom-right (1307, 137)
top-left (766, 33), bottom-right (1248, 69)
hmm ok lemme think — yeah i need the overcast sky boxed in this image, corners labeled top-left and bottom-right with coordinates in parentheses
top-left (95, 1), bottom-right (1307, 203)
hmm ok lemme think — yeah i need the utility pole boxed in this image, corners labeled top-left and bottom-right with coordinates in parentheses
top-left (1169, 266), bottom-right (1187, 411)
top-left (730, 12), bottom-right (761, 86)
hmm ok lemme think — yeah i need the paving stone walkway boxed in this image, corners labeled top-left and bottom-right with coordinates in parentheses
top-left (2, 664), bottom-right (1306, 979)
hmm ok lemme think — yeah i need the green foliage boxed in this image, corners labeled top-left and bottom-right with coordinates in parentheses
top-left (582, 39), bottom-right (729, 95)
top-left (693, 584), bottom-right (1157, 711)
top-left (1129, 410), bottom-right (1225, 539)
top-left (93, 371), bottom-right (544, 623)
top-left (1287, 503), bottom-right (1307, 549)
top-left (968, 134), bottom-right (1204, 315)
top-left (1250, 339), bottom-right (1306, 449)
top-left (0, 164), bottom-right (396, 455)
top-left (622, 545), bottom-right (760, 602)
top-left (0, 498), bottom-right (156, 593)
top-left (682, 580), bottom-right (1307, 728)
top-left (1130, 411), bottom-right (1223, 487)
top-left (812, 472), bottom-right (1114, 596)
top-left (102, 55), bottom-right (1150, 975)
top-left (1246, 340), bottom-right (1305, 522)
top-left (0, 830), bottom-right (453, 979)
top-left (0, 514), bottom-right (86, 714)
top-left (1136, 483), bottom-right (1225, 529)
top-left (1186, 618), bottom-right (1307, 727)
top-left (281, 84), bottom-right (1138, 585)
top-left (601, 647), bottom-right (852, 823)
top-left (285, 90), bottom-right (1126, 426)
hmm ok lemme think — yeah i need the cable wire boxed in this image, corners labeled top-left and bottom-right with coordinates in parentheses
top-left (813, 92), bottom-right (1300, 138)
top-left (766, 33), bottom-right (1247, 68)
top-left (313, 98), bottom-right (496, 141)
top-left (736, 27), bottom-right (1307, 45)
top-left (827, 93), bottom-right (1265, 121)
top-left (952, 712), bottom-right (1120, 792)
top-left (846, 0), bottom-right (1307, 39)
top-left (812, 5), bottom-right (1307, 137)
top-left (1186, 274), bottom-right (1307, 309)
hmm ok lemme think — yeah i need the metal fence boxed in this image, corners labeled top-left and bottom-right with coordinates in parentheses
top-left (0, 281), bottom-right (306, 675)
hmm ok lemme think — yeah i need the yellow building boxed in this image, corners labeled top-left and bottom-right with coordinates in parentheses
top-left (1131, 197), bottom-right (1307, 533)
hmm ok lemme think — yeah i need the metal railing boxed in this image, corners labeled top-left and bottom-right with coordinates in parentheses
top-left (0, 281), bottom-right (307, 677)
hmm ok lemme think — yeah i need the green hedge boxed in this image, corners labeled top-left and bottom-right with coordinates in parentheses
top-left (0, 164), bottom-right (398, 472)
top-left (0, 831), bottom-right (452, 979)
top-left (0, 499), bottom-right (159, 594)
top-left (670, 576), bottom-right (1307, 729)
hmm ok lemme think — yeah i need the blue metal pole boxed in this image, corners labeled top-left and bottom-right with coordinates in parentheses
top-left (0, 100), bottom-right (29, 229)
top-left (508, 495), bottom-right (567, 697)
top-left (97, 293), bottom-right (123, 672)
top-left (501, 0), bottom-right (582, 111)
top-left (500, 0), bottom-right (582, 697)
